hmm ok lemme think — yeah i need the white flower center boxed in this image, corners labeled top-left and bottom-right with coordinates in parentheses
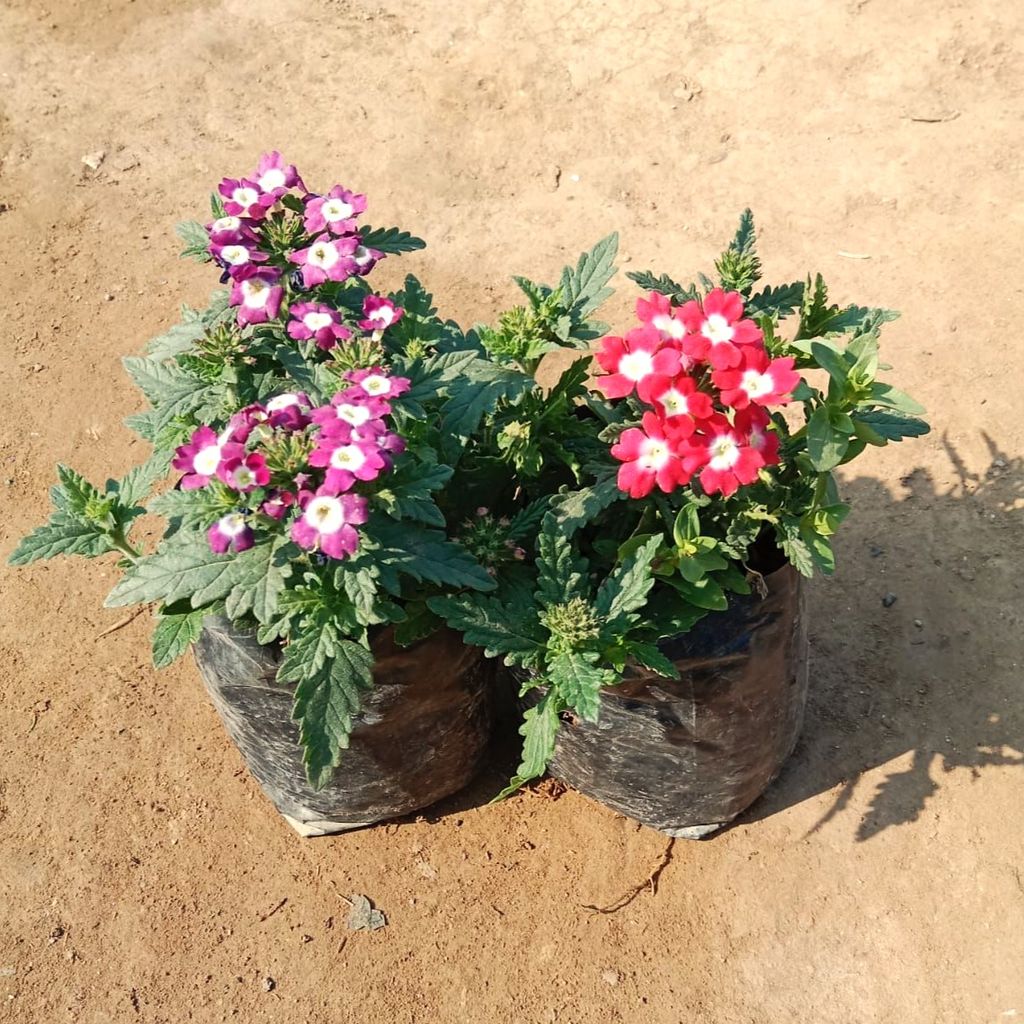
top-left (304, 312), bottom-right (334, 331)
top-left (652, 313), bottom-right (685, 340)
top-left (360, 374), bottom-right (390, 396)
top-left (330, 445), bottom-right (366, 471)
top-left (701, 313), bottom-right (735, 345)
top-left (211, 216), bottom-right (241, 233)
top-left (219, 513), bottom-right (247, 537)
top-left (193, 445), bottom-right (221, 476)
top-left (232, 187), bottom-right (259, 209)
top-left (258, 168), bottom-right (287, 191)
top-left (708, 436), bottom-right (740, 470)
top-left (637, 438), bottom-right (671, 471)
top-left (220, 245), bottom-right (250, 266)
top-left (659, 388), bottom-right (690, 417)
top-left (369, 307), bottom-right (393, 326)
top-left (266, 393), bottom-right (300, 412)
top-left (231, 466), bottom-right (256, 488)
top-left (309, 243), bottom-right (339, 269)
top-left (241, 278), bottom-right (270, 307)
top-left (337, 403), bottom-right (372, 427)
top-left (741, 370), bottom-right (772, 399)
top-left (305, 496), bottom-right (345, 534)
top-left (618, 350), bottom-right (654, 382)
top-left (323, 199), bottom-right (354, 221)
top-left (353, 246), bottom-right (372, 266)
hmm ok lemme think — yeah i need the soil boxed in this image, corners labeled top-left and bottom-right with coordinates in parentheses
top-left (1, 1), bottom-right (1022, 1021)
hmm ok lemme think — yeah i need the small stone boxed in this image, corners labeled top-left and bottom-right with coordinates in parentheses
top-left (104, 293), bottom-right (114, 301)
top-left (869, 545), bottom-right (884, 557)
top-left (81, 150), bottom-right (106, 172)
top-left (262, 976), bottom-right (276, 992)
top-left (913, 618), bottom-right (923, 628)
top-left (601, 969), bottom-right (621, 986)
top-left (882, 592), bottom-right (897, 608)
top-left (993, 458), bottom-right (1006, 468)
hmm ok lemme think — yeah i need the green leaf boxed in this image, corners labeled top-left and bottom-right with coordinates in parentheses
top-left (495, 691), bottom-right (562, 799)
top-left (107, 454), bottom-right (169, 508)
top-left (441, 360), bottom-right (534, 443)
top-left (506, 496), bottom-right (551, 542)
top-left (146, 319), bottom-right (206, 361)
top-left (278, 621), bottom-right (339, 682)
top-left (746, 281), bottom-right (805, 320)
top-left (777, 519), bottom-right (815, 577)
top-left (806, 405), bottom-right (850, 471)
top-left (810, 341), bottom-right (850, 385)
top-left (428, 592), bottom-right (543, 668)
top-left (367, 518), bottom-right (495, 592)
top-left (357, 225), bottom-right (426, 254)
top-left (376, 461), bottom-right (452, 528)
top-left (398, 349), bottom-right (479, 405)
top-left (626, 642), bottom-right (680, 680)
top-left (389, 274), bottom-right (442, 349)
top-left (8, 514), bottom-right (114, 566)
top-left (549, 650), bottom-right (610, 723)
top-left (715, 209), bottom-right (761, 293)
top-left (393, 602), bottom-right (442, 647)
top-left (337, 566), bottom-right (382, 626)
top-left (176, 220), bottom-right (210, 262)
top-left (864, 382), bottom-right (926, 415)
top-left (853, 410), bottom-right (930, 441)
top-left (535, 514), bottom-right (588, 607)
top-left (594, 536), bottom-right (660, 622)
top-left (625, 270), bottom-right (698, 304)
top-left (548, 476), bottom-right (622, 532)
top-left (560, 233), bottom-right (619, 320)
top-left (288, 639), bottom-right (375, 790)
top-left (222, 538), bottom-right (294, 624)
top-left (663, 574), bottom-right (728, 611)
top-left (121, 357), bottom-right (225, 432)
top-left (152, 606), bottom-right (207, 668)
top-left (56, 465), bottom-right (101, 516)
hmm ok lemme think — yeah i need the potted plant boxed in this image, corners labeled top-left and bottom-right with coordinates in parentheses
top-left (9, 154), bottom-right (619, 835)
top-left (429, 213), bottom-right (930, 837)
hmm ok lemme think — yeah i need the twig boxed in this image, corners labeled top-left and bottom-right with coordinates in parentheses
top-left (94, 605), bottom-right (148, 640)
top-left (258, 897), bottom-right (288, 922)
top-left (907, 110), bottom-right (960, 123)
top-left (582, 838), bottom-right (676, 914)
top-left (837, 250), bottom-right (872, 260)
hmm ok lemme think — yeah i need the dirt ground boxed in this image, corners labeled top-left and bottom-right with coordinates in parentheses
top-left (1, 0), bottom-right (1022, 1021)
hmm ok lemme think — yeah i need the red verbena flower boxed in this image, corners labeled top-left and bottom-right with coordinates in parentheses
top-left (680, 288), bottom-right (763, 369)
top-left (610, 411), bottom-right (698, 498)
top-left (712, 350), bottom-right (800, 409)
top-left (647, 374), bottom-right (714, 438)
top-left (694, 414), bottom-right (763, 498)
top-left (594, 325), bottom-right (682, 402)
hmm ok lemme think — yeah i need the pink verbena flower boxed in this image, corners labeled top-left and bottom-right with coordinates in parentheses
top-left (647, 374), bottom-right (714, 438)
top-left (358, 295), bottom-right (404, 332)
top-left (172, 426), bottom-right (243, 490)
top-left (261, 490), bottom-right (296, 521)
top-left (290, 234), bottom-right (359, 287)
top-left (207, 216), bottom-right (259, 246)
top-left (734, 406), bottom-right (781, 467)
top-left (311, 388), bottom-right (390, 430)
top-left (694, 414), bottom-right (763, 498)
top-left (303, 186), bottom-right (367, 236)
top-left (308, 435), bottom-right (387, 492)
top-left (229, 267), bottom-right (284, 327)
top-left (226, 403), bottom-right (270, 443)
top-left (345, 367), bottom-right (411, 400)
top-left (265, 392), bottom-right (312, 431)
top-left (253, 151), bottom-right (303, 195)
top-left (208, 513), bottom-right (255, 554)
top-left (291, 487), bottom-right (368, 559)
top-left (610, 412), bottom-right (698, 499)
top-left (679, 288), bottom-right (763, 369)
top-left (636, 291), bottom-right (687, 343)
top-left (593, 325), bottom-right (682, 402)
top-left (287, 302), bottom-right (352, 350)
top-left (210, 241), bottom-right (268, 276)
top-left (712, 350), bottom-right (800, 410)
top-left (350, 240), bottom-right (384, 277)
top-left (218, 178), bottom-right (276, 221)
top-left (217, 452), bottom-right (270, 493)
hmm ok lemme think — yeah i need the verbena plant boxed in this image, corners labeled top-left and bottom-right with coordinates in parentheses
top-left (428, 212), bottom-right (930, 792)
top-left (8, 154), bottom-right (616, 789)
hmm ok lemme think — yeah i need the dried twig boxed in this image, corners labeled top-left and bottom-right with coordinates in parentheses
top-left (837, 250), bottom-right (872, 260)
top-left (582, 838), bottom-right (676, 914)
top-left (906, 110), bottom-right (960, 123)
top-left (94, 605), bottom-right (148, 640)
top-left (258, 897), bottom-right (288, 922)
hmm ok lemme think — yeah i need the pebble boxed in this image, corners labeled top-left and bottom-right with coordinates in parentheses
top-left (869, 545), bottom-right (884, 557)
top-left (262, 976), bottom-right (276, 992)
top-left (914, 618), bottom-right (923, 628)
top-left (601, 969), bottom-right (621, 986)
top-left (104, 293), bottom-right (114, 302)
top-left (81, 150), bottom-right (105, 172)
top-left (882, 592), bottom-right (897, 607)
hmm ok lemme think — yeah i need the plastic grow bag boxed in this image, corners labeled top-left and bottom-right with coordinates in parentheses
top-left (193, 617), bottom-right (492, 836)
top-left (547, 564), bottom-right (808, 838)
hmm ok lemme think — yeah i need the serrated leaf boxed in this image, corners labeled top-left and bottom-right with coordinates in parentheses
top-left (288, 639), bottom-right (375, 790)
top-left (152, 606), bottom-right (207, 668)
top-left (625, 269), bottom-right (698, 303)
top-left (56, 465), bottom-right (101, 515)
top-left (223, 538), bottom-right (293, 624)
top-left (107, 454), bottom-right (169, 508)
top-left (367, 518), bottom-right (495, 592)
top-left (549, 650), bottom-right (609, 723)
top-left (358, 225), bottom-right (426, 254)
top-left (548, 476), bottom-right (622, 532)
top-left (745, 280), bottom-right (805, 319)
top-left (594, 535), bottom-right (660, 622)
top-left (338, 566), bottom-right (381, 625)
top-left (122, 357), bottom-right (225, 432)
top-left (627, 642), bottom-right (680, 680)
top-left (428, 592), bottom-right (543, 668)
top-left (535, 514), bottom-right (588, 607)
top-left (441, 360), bottom-right (534, 443)
top-left (278, 621), bottom-right (339, 683)
top-left (176, 220), bottom-right (211, 262)
top-left (495, 691), bottom-right (562, 799)
top-left (806, 405), bottom-right (850, 471)
top-left (778, 519), bottom-right (815, 577)
top-left (146, 320), bottom-right (206, 360)
top-left (853, 410), bottom-right (930, 441)
top-left (7, 514), bottom-right (114, 566)
top-left (560, 233), bottom-right (618, 320)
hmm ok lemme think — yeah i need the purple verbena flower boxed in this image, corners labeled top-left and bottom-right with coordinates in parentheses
top-left (359, 294), bottom-right (404, 332)
top-left (172, 426), bottom-right (244, 490)
top-left (290, 487), bottom-right (368, 560)
top-left (218, 178), bottom-right (276, 221)
top-left (217, 452), bottom-right (270, 493)
top-left (303, 186), bottom-right (367, 236)
top-left (287, 302), bottom-right (353, 351)
top-left (208, 512), bottom-right (255, 554)
top-left (289, 234), bottom-right (359, 288)
top-left (346, 367), bottom-right (412, 400)
top-left (265, 391), bottom-right (312, 431)
top-left (229, 267), bottom-right (284, 327)
top-left (253, 152), bottom-right (303, 196)
top-left (308, 434), bottom-right (387, 493)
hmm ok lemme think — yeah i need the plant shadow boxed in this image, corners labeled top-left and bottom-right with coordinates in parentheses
top-left (736, 434), bottom-right (1024, 840)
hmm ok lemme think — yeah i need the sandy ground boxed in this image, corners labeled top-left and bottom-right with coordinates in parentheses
top-left (1, 1), bottom-right (1023, 1021)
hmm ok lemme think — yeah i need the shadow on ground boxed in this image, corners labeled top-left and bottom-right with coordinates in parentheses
top-left (739, 435), bottom-right (1024, 840)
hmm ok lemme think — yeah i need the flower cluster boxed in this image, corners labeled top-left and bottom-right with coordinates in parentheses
top-left (595, 288), bottom-right (800, 498)
top-left (171, 368), bottom-right (410, 559)
top-left (209, 152), bottom-right (404, 340)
